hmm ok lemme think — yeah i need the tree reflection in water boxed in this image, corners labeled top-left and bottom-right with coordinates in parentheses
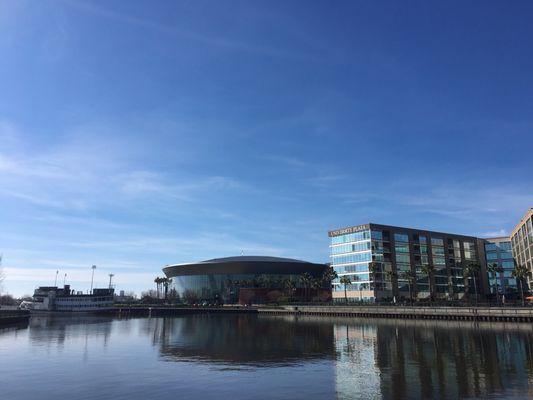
top-left (332, 317), bottom-right (533, 399)
top-left (2, 314), bottom-right (533, 399)
top-left (152, 314), bottom-right (336, 366)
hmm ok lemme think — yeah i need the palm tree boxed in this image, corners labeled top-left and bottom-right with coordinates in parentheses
top-left (464, 262), bottom-right (481, 305)
top-left (512, 259), bottom-right (529, 306)
top-left (339, 275), bottom-right (352, 304)
top-left (368, 262), bottom-right (379, 282)
top-left (154, 276), bottom-right (161, 299)
top-left (322, 266), bottom-right (338, 287)
top-left (300, 272), bottom-right (313, 301)
top-left (421, 264), bottom-right (435, 302)
top-left (487, 262), bottom-right (503, 303)
top-left (400, 270), bottom-right (416, 305)
top-left (284, 278), bottom-right (296, 300)
top-left (385, 270), bottom-right (398, 301)
top-left (311, 277), bottom-right (323, 301)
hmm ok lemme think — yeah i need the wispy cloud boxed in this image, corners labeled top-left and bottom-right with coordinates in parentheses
top-left (481, 229), bottom-right (509, 238)
top-left (0, 119), bottom-right (250, 212)
top-left (60, 0), bottom-right (319, 61)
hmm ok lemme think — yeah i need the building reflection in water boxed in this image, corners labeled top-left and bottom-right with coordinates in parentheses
top-left (333, 318), bottom-right (533, 399)
top-left (3, 314), bottom-right (533, 399)
top-left (27, 315), bottom-right (114, 361)
top-left (153, 314), bottom-right (336, 366)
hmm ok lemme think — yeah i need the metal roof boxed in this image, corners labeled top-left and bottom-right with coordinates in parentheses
top-left (163, 255), bottom-right (326, 277)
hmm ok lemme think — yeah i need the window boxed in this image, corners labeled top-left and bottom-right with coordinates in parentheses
top-left (331, 242), bottom-right (371, 255)
top-left (500, 250), bottom-right (513, 259)
top-left (371, 230), bottom-right (383, 240)
top-left (396, 263), bottom-right (411, 272)
top-left (433, 256), bottom-right (446, 265)
top-left (419, 236), bottom-right (427, 244)
top-left (331, 252), bottom-right (372, 264)
top-left (431, 237), bottom-right (444, 246)
top-left (499, 242), bottom-right (512, 251)
top-left (396, 254), bottom-right (411, 263)
top-left (463, 241), bottom-right (475, 250)
top-left (331, 230), bottom-right (371, 245)
top-left (485, 243), bottom-right (498, 252)
top-left (432, 247), bottom-right (445, 255)
top-left (394, 233), bottom-right (409, 243)
top-left (395, 244), bottom-right (410, 253)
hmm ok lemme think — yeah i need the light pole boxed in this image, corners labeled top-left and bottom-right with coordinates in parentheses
top-left (63, 273), bottom-right (67, 286)
top-left (54, 270), bottom-right (59, 286)
top-left (90, 265), bottom-right (96, 293)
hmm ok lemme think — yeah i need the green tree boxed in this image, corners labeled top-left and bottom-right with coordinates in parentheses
top-left (339, 275), bottom-right (352, 304)
top-left (368, 262), bottom-right (379, 281)
top-left (487, 262), bottom-right (503, 302)
top-left (154, 276), bottom-right (162, 299)
top-left (512, 259), bottom-right (529, 306)
top-left (464, 262), bottom-right (481, 305)
top-left (400, 270), bottom-right (416, 305)
top-left (421, 264), bottom-right (435, 302)
top-left (300, 272), bottom-right (313, 301)
top-left (283, 278), bottom-right (296, 299)
top-left (311, 277), bottom-right (323, 301)
top-left (385, 269), bottom-right (398, 300)
top-left (322, 266), bottom-right (338, 286)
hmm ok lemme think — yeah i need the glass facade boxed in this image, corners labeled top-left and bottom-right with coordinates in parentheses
top-left (330, 228), bottom-right (373, 301)
top-left (484, 238), bottom-right (517, 295)
top-left (172, 273), bottom-right (307, 303)
top-left (330, 223), bottom-right (483, 302)
top-left (165, 257), bottom-right (329, 304)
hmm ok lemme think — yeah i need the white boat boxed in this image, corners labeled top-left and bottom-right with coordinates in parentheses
top-left (31, 285), bottom-right (115, 312)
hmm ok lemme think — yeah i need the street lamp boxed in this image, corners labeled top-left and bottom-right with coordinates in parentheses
top-left (90, 265), bottom-right (96, 293)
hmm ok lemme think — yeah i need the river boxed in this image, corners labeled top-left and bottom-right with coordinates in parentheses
top-left (1, 314), bottom-right (532, 399)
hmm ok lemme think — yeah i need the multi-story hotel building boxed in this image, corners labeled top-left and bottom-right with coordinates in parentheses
top-left (510, 208), bottom-right (533, 288)
top-left (483, 237), bottom-right (517, 296)
top-left (329, 223), bottom-right (487, 302)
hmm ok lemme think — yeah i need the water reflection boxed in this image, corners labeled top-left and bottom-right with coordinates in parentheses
top-left (1, 314), bottom-right (533, 399)
top-left (331, 318), bottom-right (533, 399)
top-left (154, 314), bottom-right (336, 366)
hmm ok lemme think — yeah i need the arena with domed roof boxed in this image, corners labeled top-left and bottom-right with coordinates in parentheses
top-left (162, 256), bottom-right (330, 304)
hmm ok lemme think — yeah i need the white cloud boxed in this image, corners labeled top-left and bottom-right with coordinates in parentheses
top-left (481, 229), bottom-right (509, 238)
top-left (0, 119), bottom-right (250, 212)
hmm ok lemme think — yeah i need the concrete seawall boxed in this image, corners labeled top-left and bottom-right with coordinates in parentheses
top-left (258, 305), bottom-right (533, 322)
top-left (115, 305), bottom-right (533, 323)
top-left (0, 309), bottom-right (30, 325)
top-left (115, 306), bottom-right (259, 317)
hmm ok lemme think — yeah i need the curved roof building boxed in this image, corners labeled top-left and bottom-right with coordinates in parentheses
top-left (163, 256), bottom-right (328, 304)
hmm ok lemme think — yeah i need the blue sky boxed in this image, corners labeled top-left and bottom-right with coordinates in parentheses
top-left (1, 0), bottom-right (532, 296)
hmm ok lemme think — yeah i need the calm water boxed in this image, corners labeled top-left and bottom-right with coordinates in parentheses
top-left (1, 314), bottom-right (533, 399)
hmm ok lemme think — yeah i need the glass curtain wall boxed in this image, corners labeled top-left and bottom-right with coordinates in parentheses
top-left (485, 240), bottom-right (517, 295)
top-left (330, 229), bottom-right (373, 301)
